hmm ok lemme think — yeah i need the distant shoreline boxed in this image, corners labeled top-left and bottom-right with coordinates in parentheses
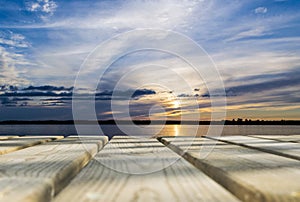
top-left (0, 120), bottom-right (300, 125)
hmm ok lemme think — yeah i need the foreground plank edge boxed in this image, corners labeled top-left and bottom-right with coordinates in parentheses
top-left (0, 135), bottom-right (108, 202)
top-left (0, 136), bottom-right (64, 155)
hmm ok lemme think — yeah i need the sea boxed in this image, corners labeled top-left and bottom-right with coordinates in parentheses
top-left (1, 124), bottom-right (300, 139)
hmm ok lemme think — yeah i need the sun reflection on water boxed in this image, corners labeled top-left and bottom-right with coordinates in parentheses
top-left (173, 124), bottom-right (180, 136)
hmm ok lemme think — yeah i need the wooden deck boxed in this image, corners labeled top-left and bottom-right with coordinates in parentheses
top-left (0, 135), bottom-right (299, 202)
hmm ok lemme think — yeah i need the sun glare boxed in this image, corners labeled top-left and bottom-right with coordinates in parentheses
top-left (173, 124), bottom-right (180, 136)
top-left (173, 100), bottom-right (180, 109)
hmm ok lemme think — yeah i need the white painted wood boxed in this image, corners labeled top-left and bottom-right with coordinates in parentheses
top-left (0, 136), bottom-right (63, 155)
top-left (160, 136), bottom-right (300, 202)
top-left (54, 136), bottom-right (239, 202)
top-left (0, 136), bottom-right (108, 202)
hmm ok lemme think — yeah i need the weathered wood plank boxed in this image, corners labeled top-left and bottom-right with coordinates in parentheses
top-left (210, 135), bottom-right (300, 161)
top-left (0, 136), bottom-right (63, 155)
top-left (159, 136), bottom-right (300, 202)
top-left (0, 178), bottom-right (53, 202)
top-left (0, 135), bottom-right (108, 202)
top-left (250, 135), bottom-right (300, 143)
top-left (0, 136), bottom-right (18, 140)
top-left (54, 136), bottom-right (239, 202)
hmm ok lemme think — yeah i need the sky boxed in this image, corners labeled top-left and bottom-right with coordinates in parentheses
top-left (0, 0), bottom-right (300, 121)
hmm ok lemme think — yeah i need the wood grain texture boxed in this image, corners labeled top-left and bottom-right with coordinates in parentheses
top-left (54, 136), bottom-right (239, 202)
top-left (0, 136), bottom-right (108, 202)
top-left (0, 136), bottom-right (63, 155)
top-left (159, 136), bottom-right (300, 202)
top-left (0, 178), bottom-right (53, 202)
top-left (209, 135), bottom-right (300, 161)
top-left (0, 136), bottom-right (18, 140)
top-left (250, 135), bottom-right (300, 143)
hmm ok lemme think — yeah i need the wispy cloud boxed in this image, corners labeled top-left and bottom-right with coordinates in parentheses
top-left (0, 46), bottom-right (30, 86)
top-left (0, 30), bottom-right (33, 86)
top-left (226, 67), bottom-right (300, 96)
top-left (0, 31), bottom-right (30, 48)
top-left (254, 7), bottom-right (268, 14)
top-left (225, 27), bottom-right (270, 42)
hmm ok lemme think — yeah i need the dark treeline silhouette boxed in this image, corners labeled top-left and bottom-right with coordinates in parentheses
top-left (0, 119), bottom-right (300, 125)
top-left (223, 119), bottom-right (300, 125)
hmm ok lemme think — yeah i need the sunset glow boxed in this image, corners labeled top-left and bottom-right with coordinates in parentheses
top-left (0, 0), bottom-right (299, 121)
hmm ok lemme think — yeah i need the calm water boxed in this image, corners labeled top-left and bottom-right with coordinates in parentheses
top-left (0, 124), bottom-right (300, 138)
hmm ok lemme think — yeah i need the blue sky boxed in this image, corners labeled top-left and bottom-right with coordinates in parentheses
top-left (0, 0), bottom-right (300, 120)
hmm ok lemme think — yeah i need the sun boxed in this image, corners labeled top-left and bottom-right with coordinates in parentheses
top-left (173, 100), bottom-right (180, 109)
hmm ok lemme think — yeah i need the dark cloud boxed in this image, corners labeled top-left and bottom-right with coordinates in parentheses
top-left (0, 85), bottom-right (73, 97)
top-left (95, 89), bottom-right (156, 99)
top-left (226, 68), bottom-right (300, 96)
top-left (0, 85), bottom-right (18, 91)
top-left (1, 91), bottom-right (72, 97)
top-left (0, 97), bottom-right (32, 107)
top-left (22, 85), bottom-right (73, 91)
top-left (228, 71), bottom-right (288, 83)
top-left (0, 84), bottom-right (157, 110)
top-left (1, 97), bottom-right (16, 105)
top-left (12, 98), bottom-right (32, 101)
top-left (178, 93), bottom-right (211, 98)
top-left (131, 89), bottom-right (156, 98)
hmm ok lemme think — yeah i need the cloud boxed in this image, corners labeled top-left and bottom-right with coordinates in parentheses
top-left (0, 31), bottom-right (30, 48)
top-left (0, 84), bottom-right (73, 108)
top-left (0, 85), bottom-right (18, 92)
top-left (225, 27), bottom-right (269, 42)
top-left (0, 84), bottom-right (157, 108)
top-left (26, 0), bottom-right (57, 14)
top-left (0, 31), bottom-right (33, 86)
top-left (22, 85), bottom-right (73, 91)
top-left (1, 91), bottom-right (71, 97)
top-left (0, 84), bottom-right (73, 97)
top-left (225, 67), bottom-right (300, 96)
top-left (26, 0), bottom-right (57, 21)
top-left (0, 97), bottom-right (32, 107)
top-left (0, 46), bottom-right (30, 86)
top-left (28, 3), bottom-right (40, 12)
top-left (131, 89), bottom-right (156, 98)
top-left (17, 0), bottom-right (201, 30)
top-left (254, 7), bottom-right (268, 14)
top-left (0, 1), bottom-right (300, 120)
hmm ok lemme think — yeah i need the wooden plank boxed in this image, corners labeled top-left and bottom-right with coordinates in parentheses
top-left (0, 136), bottom-right (64, 155)
top-left (0, 178), bottom-right (53, 202)
top-left (54, 136), bottom-right (239, 202)
top-left (0, 136), bottom-right (108, 202)
top-left (210, 135), bottom-right (300, 161)
top-left (250, 135), bottom-right (300, 143)
top-left (159, 136), bottom-right (300, 202)
top-left (0, 136), bottom-right (18, 140)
